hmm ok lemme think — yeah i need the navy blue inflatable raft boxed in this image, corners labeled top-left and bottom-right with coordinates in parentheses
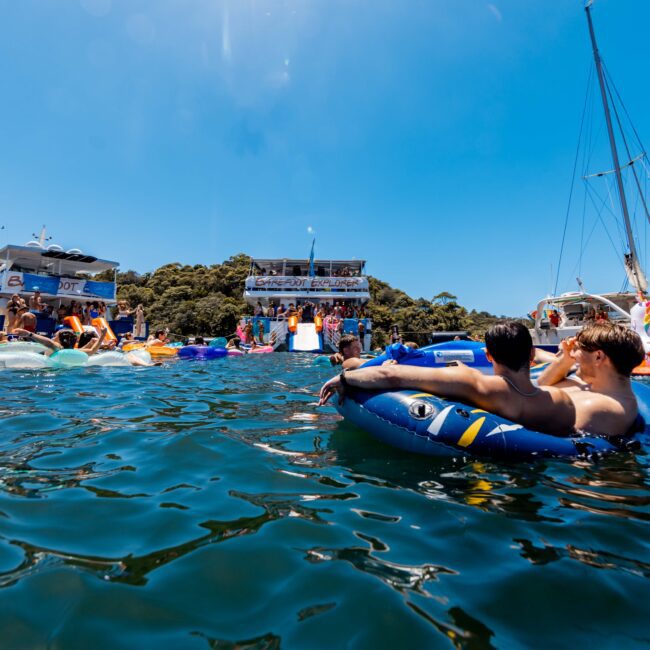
top-left (335, 383), bottom-right (650, 460)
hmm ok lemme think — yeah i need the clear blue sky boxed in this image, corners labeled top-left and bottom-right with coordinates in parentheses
top-left (1, 0), bottom-right (648, 315)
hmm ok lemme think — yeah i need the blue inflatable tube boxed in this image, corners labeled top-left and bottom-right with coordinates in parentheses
top-left (178, 345), bottom-right (227, 360)
top-left (334, 382), bottom-right (650, 460)
top-left (362, 341), bottom-right (491, 370)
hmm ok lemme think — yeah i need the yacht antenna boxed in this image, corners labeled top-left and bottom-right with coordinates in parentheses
top-left (585, 3), bottom-right (647, 293)
top-left (32, 225), bottom-right (52, 247)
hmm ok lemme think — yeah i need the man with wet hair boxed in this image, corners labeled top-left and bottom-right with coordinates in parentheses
top-left (320, 321), bottom-right (577, 436)
top-left (484, 321), bottom-right (535, 371)
top-left (329, 334), bottom-right (364, 370)
top-left (537, 322), bottom-right (644, 437)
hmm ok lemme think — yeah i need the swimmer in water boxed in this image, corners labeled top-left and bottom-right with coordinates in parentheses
top-left (13, 327), bottom-right (107, 357)
top-left (226, 336), bottom-right (242, 350)
top-left (329, 334), bottom-right (364, 370)
top-left (147, 329), bottom-right (169, 347)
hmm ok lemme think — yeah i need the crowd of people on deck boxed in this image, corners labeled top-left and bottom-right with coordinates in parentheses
top-left (254, 265), bottom-right (361, 277)
top-left (2, 293), bottom-right (145, 334)
top-left (1, 294), bottom-right (149, 362)
top-left (253, 300), bottom-right (367, 322)
top-left (247, 300), bottom-right (369, 344)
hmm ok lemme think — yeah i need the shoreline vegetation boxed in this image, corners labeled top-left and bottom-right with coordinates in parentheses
top-left (99, 254), bottom-right (519, 346)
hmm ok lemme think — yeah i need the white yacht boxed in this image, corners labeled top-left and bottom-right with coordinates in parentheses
top-left (530, 2), bottom-right (650, 353)
top-left (0, 228), bottom-right (136, 337)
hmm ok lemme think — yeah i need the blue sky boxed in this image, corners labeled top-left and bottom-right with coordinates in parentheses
top-left (1, 0), bottom-right (649, 315)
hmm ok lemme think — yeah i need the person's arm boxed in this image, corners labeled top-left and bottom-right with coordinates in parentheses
top-left (329, 353), bottom-right (343, 366)
top-left (319, 363), bottom-right (483, 406)
top-left (537, 338), bottom-right (576, 386)
top-left (533, 347), bottom-right (559, 365)
top-left (86, 328), bottom-right (107, 356)
top-left (12, 328), bottom-right (60, 351)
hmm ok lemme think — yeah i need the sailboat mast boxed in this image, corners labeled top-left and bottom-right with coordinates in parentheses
top-left (585, 2), bottom-right (646, 293)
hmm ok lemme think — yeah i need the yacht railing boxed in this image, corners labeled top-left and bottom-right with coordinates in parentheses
top-left (322, 324), bottom-right (340, 352)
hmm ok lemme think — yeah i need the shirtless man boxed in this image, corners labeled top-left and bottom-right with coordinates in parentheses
top-left (329, 334), bottom-right (364, 370)
top-left (320, 322), bottom-right (577, 436)
top-left (536, 322), bottom-right (644, 437)
top-left (14, 307), bottom-right (37, 333)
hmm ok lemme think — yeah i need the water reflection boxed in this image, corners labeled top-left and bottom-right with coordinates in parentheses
top-left (0, 356), bottom-right (647, 647)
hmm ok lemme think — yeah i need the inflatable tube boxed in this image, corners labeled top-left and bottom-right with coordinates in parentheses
top-left (313, 355), bottom-right (334, 367)
top-left (126, 348), bottom-right (153, 365)
top-left (0, 341), bottom-right (48, 354)
top-left (210, 337), bottom-right (228, 348)
top-left (178, 345), bottom-right (227, 360)
top-left (91, 318), bottom-right (118, 344)
top-left (335, 383), bottom-right (650, 460)
top-left (50, 349), bottom-right (88, 368)
top-left (146, 346), bottom-right (178, 358)
top-left (248, 345), bottom-right (273, 354)
top-left (122, 343), bottom-right (145, 352)
top-left (227, 348), bottom-right (244, 356)
top-left (362, 341), bottom-right (491, 370)
top-left (87, 351), bottom-right (132, 367)
top-left (0, 352), bottom-right (52, 369)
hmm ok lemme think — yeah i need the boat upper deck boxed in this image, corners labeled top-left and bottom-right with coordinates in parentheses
top-left (0, 243), bottom-right (119, 302)
top-left (244, 258), bottom-right (370, 304)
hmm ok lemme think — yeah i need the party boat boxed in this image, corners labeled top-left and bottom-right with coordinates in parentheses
top-left (241, 255), bottom-right (372, 352)
top-left (0, 228), bottom-right (138, 338)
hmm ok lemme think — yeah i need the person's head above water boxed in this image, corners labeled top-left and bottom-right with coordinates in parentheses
top-left (484, 321), bottom-right (533, 372)
top-left (58, 331), bottom-right (77, 349)
top-left (574, 322), bottom-right (644, 378)
top-left (338, 334), bottom-right (361, 359)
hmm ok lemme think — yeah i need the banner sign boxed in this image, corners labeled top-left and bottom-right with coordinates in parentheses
top-left (84, 280), bottom-right (116, 299)
top-left (1, 271), bottom-right (116, 301)
top-left (246, 276), bottom-right (369, 291)
top-left (23, 273), bottom-right (60, 295)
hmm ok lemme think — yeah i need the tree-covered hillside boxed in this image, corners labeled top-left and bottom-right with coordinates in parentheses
top-left (108, 254), bottom-right (516, 343)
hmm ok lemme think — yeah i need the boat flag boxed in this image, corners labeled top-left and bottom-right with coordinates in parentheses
top-left (308, 238), bottom-right (315, 277)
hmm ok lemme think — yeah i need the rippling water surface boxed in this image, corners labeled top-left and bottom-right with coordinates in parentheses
top-left (0, 354), bottom-right (648, 649)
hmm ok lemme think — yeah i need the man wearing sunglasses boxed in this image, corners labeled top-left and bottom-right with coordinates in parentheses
top-left (536, 322), bottom-right (644, 437)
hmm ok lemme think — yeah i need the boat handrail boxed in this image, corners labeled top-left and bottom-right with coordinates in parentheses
top-left (534, 293), bottom-right (631, 329)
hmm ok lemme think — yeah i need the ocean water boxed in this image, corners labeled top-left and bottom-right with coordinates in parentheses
top-left (0, 354), bottom-right (648, 649)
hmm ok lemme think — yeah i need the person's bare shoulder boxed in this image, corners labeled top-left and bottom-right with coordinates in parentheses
top-left (342, 357), bottom-right (364, 370)
top-left (570, 391), bottom-right (634, 436)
